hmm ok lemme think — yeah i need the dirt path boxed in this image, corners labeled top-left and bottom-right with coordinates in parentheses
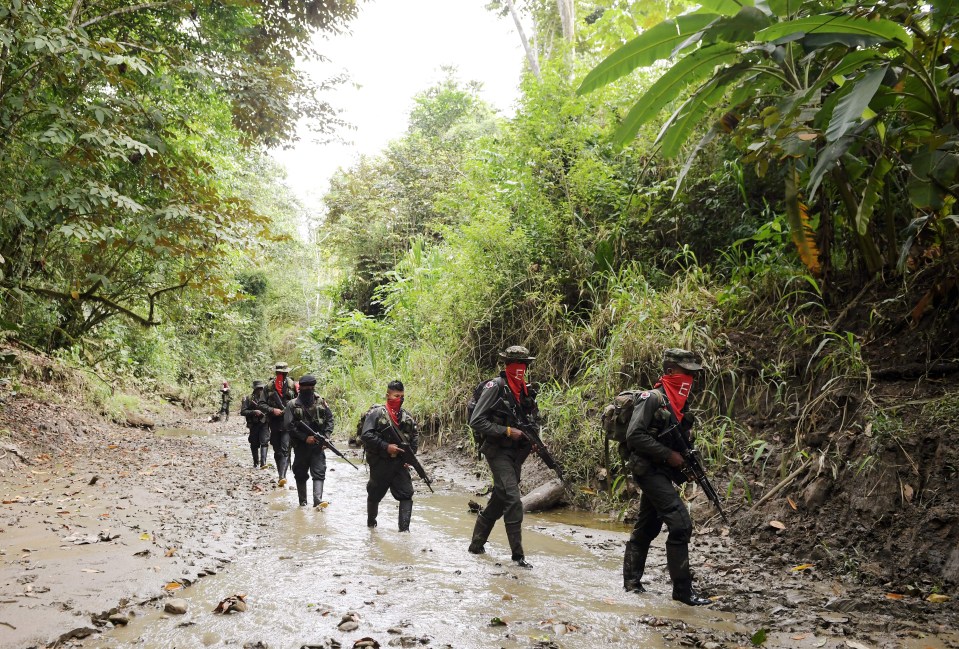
top-left (0, 395), bottom-right (957, 649)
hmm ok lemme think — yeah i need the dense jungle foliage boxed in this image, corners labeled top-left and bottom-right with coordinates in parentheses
top-left (2, 0), bottom-right (958, 580)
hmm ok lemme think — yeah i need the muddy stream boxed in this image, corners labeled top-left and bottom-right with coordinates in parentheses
top-left (76, 426), bottom-right (749, 649)
top-left (58, 425), bottom-right (954, 649)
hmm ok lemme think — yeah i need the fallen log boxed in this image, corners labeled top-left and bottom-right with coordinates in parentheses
top-left (522, 478), bottom-right (565, 512)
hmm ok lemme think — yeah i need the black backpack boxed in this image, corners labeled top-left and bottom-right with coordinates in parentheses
top-left (466, 378), bottom-right (501, 425)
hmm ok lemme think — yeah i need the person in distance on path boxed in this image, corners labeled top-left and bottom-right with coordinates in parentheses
top-left (239, 380), bottom-right (270, 468)
top-left (360, 380), bottom-right (419, 531)
top-left (265, 361), bottom-right (297, 486)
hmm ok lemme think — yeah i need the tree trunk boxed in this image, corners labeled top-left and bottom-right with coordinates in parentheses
top-left (522, 478), bottom-right (565, 512)
top-left (502, 0), bottom-right (542, 81)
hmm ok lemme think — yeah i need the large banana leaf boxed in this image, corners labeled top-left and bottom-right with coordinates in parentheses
top-left (576, 14), bottom-right (719, 95)
top-left (611, 43), bottom-right (740, 147)
top-left (856, 157), bottom-right (892, 236)
top-left (755, 15), bottom-right (912, 49)
top-left (696, 0), bottom-right (755, 16)
top-left (785, 164), bottom-right (821, 276)
top-left (656, 63), bottom-right (750, 157)
top-left (825, 65), bottom-right (887, 142)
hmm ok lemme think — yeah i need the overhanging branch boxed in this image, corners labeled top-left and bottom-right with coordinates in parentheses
top-left (5, 280), bottom-right (190, 327)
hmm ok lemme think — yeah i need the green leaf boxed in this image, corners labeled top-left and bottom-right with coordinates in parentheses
top-left (696, 0), bottom-right (754, 16)
top-left (657, 63), bottom-right (749, 158)
top-left (856, 156), bottom-right (892, 235)
top-left (612, 44), bottom-right (740, 147)
top-left (825, 65), bottom-right (887, 142)
top-left (704, 6), bottom-right (772, 43)
top-left (755, 16), bottom-right (913, 50)
top-left (808, 135), bottom-right (856, 199)
top-left (576, 14), bottom-right (720, 94)
top-left (750, 627), bottom-right (768, 646)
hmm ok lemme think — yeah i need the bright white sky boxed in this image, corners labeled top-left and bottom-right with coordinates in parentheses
top-left (270, 0), bottom-right (527, 219)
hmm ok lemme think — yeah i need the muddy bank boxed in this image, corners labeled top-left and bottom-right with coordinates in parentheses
top-left (0, 395), bottom-right (274, 649)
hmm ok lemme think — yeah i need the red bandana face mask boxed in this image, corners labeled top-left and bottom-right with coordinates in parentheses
top-left (505, 363), bottom-right (528, 401)
top-left (275, 375), bottom-right (284, 395)
top-left (386, 396), bottom-right (403, 426)
top-left (656, 373), bottom-right (695, 421)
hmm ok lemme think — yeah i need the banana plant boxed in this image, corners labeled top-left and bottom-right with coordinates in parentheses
top-left (578, 0), bottom-right (958, 278)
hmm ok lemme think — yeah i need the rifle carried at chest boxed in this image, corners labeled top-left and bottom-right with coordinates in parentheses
top-left (663, 421), bottom-right (728, 524)
top-left (294, 421), bottom-right (360, 470)
top-left (504, 394), bottom-right (565, 481)
top-left (385, 425), bottom-right (434, 493)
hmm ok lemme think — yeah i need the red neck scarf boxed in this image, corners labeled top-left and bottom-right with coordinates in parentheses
top-left (655, 373), bottom-right (694, 421)
top-left (386, 397), bottom-right (403, 426)
top-left (504, 363), bottom-right (528, 402)
top-left (275, 375), bottom-right (285, 396)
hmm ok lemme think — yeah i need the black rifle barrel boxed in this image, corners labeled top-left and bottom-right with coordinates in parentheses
top-left (295, 421), bottom-right (360, 470)
top-left (383, 425), bottom-right (434, 493)
top-left (667, 425), bottom-right (729, 524)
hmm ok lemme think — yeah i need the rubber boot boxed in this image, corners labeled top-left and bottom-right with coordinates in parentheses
top-left (468, 513), bottom-right (495, 554)
top-left (505, 522), bottom-right (532, 569)
top-left (398, 499), bottom-right (413, 532)
top-left (667, 544), bottom-right (710, 605)
top-left (275, 452), bottom-right (286, 485)
top-left (312, 480), bottom-right (325, 508)
top-left (367, 499), bottom-right (378, 528)
top-left (296, 481), bottom-right (307, 506)
top-left (623, 540), bottom-right (650, 593)
top-left (260, 446), bottom-right (268, 467)
top-left (250, 444), bottom-right (259, 467)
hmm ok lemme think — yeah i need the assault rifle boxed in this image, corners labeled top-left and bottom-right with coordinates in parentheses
top-left (663, 419), bottom-right (728, 524)
top-left (294, 421), bottom-right (360, 471)
top-left (504, 397), bottom-right (565, 481)
top-left (384, 426), bottom-right (434, 493)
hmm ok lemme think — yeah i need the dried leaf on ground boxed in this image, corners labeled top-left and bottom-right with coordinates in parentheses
top-left (213, 593), bottom-right (247, 614)
top-left (926, 593), bottom-right (950, 603)
top-left (163, 582), bottom-right (182, 591)
top-left (791, 564), bottom-right (815, 572)
top-left (769, 520), bottom-right (786, 530)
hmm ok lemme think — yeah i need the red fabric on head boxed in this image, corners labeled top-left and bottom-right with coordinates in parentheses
top-left (505, 362), bottom-right (528, 402)
top-left (656, 373), bottom-right (695, 421)
top-left (386, 396), bottom-right (403, 426)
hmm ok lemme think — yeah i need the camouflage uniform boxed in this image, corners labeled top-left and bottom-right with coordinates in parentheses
top-left (239, 380), bottom-right (270, 467)
top-left (361, 404), bottom-right (419, 531)
top-left (621, 348), bottom-right (710, 606)
top-left (265, 362), bottom-right (297, 482)
top-left (283, 375), bottom-right (334, 507)
top-left (467, 346), bottom-right (539, 568)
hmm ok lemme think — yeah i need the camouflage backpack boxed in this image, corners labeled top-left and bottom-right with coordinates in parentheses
top-left (600, 390), bottom-right (647, 444)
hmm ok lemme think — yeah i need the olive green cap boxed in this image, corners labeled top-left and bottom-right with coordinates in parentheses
top-left (499, 345), bottom-right (535, 363)
top-left (663, 348), bottom-right (703, 371)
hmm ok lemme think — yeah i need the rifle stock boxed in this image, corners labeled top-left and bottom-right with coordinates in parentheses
top-left (295, 421), bottom-right (360, 470)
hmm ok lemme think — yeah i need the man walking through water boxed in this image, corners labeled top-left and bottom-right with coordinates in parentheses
top-left (266, 362), bottom-right (297, 486)
top-left (467, 345), bottom-right (539, 568)
top-left (361, 380), bottom-right (419, 531)
top-left (239, 380), bottom-right (270, 468)
top-left (284, 374), bottom-right (335, 507)
top-left (621, 348), bottom-right (711, 606)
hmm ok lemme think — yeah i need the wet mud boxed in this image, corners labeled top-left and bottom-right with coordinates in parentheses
top-left (0, 399), bottom-right (956, 649)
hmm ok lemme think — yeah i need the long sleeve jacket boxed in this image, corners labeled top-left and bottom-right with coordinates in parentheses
top-left (265, 377), bottom-right (297, 431)
top-left (360, 405), bottom-right (418, 459)
top-left (622, 387), bottom-right (692, 478)
top-left (469, 374), bottom-right (538, 452)
top-left (283, 397), bottom-right (334, 446)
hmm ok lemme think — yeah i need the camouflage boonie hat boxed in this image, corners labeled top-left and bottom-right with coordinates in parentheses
top-left (274, 362), bottom-right (290, 374)
top-left (252, 380), bottom-right (266, 389)
top-left (498, 345), bottom-right (536, 363)
top-left (663, 348), bottom-right (703, 371)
